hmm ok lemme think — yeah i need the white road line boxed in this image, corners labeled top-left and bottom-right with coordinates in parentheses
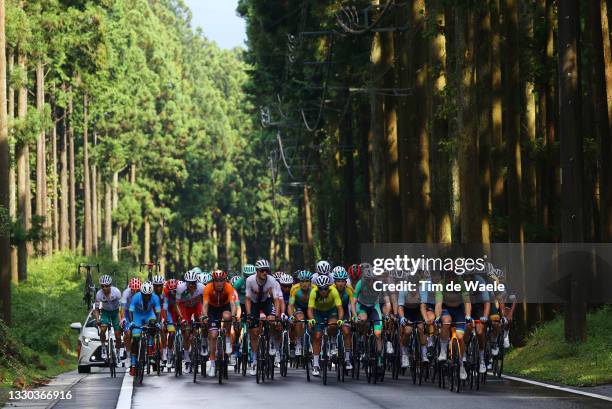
top-left (500, 374), bottom-right (612, 402)
top-left (115, 370), bottom-right (133, 409)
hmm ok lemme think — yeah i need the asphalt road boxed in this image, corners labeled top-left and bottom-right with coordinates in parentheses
top-left (3, 364), bottom-right (610, 409)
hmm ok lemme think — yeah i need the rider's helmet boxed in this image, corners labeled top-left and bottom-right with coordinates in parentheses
top-left (230, 275), bottom-right (241, 286)
top-left (99, 274), bottom-right (112, 286)
top-left (200, 272), bottom-right (212, 285)
top-left (211, 270), bottom-right (228, 281)
top-left (332, 266), bottom-right (349, 281)
top-left (129, 277), bottom-right (142, 291)
top-left (348, 264), bottom-right (362, 282)
top-left (279, 273), bottom-right (293, 285)
top-left (184, 270), bottom-right (199, 283)
top-left (141, 282), bottom-right (154, 295)
top-left (316, 260), bottom-right (331, 276)
top-left (297, 270), bottom-right (313, 281)
top-left (314, 274), bottom-right (332, 289)
top-left (151, 275), bottom-right (165, 286)
top-left (272, 271), bottom-right (284, 281)
top-left (166, 278), bottom-right (178, 291)
top-left (255, 259), bottom-right (271, 271)
top-left (242, 264), bottom-right (256, 277)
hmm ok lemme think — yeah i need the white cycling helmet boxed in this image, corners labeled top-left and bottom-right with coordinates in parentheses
top-left (314, 274), bottom-right (332, 288)
top-left (316, 260), bottom-right (331, 276)
top-left (141, 282), bottom-right (154, 295)
top-left (151, 275), bottom-right (165, 285)
top-left (184, 270), bottom-right (198, 283)
top-left (279, 273), bottom-right (293, 285)
top-left (199, 272), bottom-right (212, 285)
top-left (99, 274), bottom-right (112, 286)
top-left (255, 259), bottom-right (271, 271)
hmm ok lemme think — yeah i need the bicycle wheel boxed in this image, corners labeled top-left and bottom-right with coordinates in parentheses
top-left (217, 333), bottom-right (224, 384)
top-left (241, 334), bottom-right (249, 377)
top-left (337, 333), bottom-right (345, 383)
top-left (155, 334), bottom-right (161, 376)
top-left (280, 331), bottom-right (289, 377)
top-left (451, 338), bottom-right (461, 393)
top-left (174, 331), bottom-right (183, 377)
top-left (351, 331), bottom-right (359, 379)
top-left (138, 337), bottom-right (146, 385)
top-left (109, 338), bottom-right (116, 378)
top-left (192, 335), bottom-right (199, 383)
top-left (304, 332), bottom-right (311, 382)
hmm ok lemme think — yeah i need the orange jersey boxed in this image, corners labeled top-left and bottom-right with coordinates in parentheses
top-left (203, 282), bottom-right (238, 308)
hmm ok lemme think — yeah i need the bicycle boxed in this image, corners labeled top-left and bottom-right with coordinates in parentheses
top-left (314, 318), bottom-right (342, 385)
top-left (253, 317), bottom-right (276, 384)
top-left (292, 319), bottom-right (312, 381)
top-left (465, 319), bottom-right (482, 391)
top-left (237, 317), bottom-right (250, 376)
top-left (486, 319), bottom-right (505, 379)
top-left (384, 315), bottom-right (401, 381)
top-left (97, 323), bottom-right (118, 378)
top-left (439, 321), bottom-right (465, 393)
top-left (403, 320), bottom-right (424, 385)
top-left (189, 320), bottom-right (206, 383)
top-left (173, 325), bottom-right (184, 377)
top-left (210, 318), bottom-right (233, 384)
top-left (132, 324), bottom-right (156, 386)
top-left (279, 318), bottom-right (291, 377)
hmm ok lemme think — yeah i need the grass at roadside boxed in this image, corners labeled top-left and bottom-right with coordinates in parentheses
top-left (505, 306), bottom-right (612, 386)
top-left (0, 251), bottom-right (133, 404)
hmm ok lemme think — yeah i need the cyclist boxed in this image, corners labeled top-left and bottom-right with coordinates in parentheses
top-left (288, 270), bottom-right (313, 356)
top-left (162, 278), bottom-right (179, 369)
top-left (311, 260), bottom-right (331, 284)
top-left (120, 277), bottom-right (142, 360)
top-left (176, 269), bottom-right (205, 370)
top-left (128, 282), bottom-right (161, 376)
top-left (245, 259), bottom-right (282, 376)
top-left (434, 272), bottom-right (472, 380)
top-left (352, 267), bottom-right (391, 368)
top-left (466, 270), bottom-right (491, 374)
top-left (397, 272), bottom-right (430, 368)
top-left (348, 263), bottom-right (362, 287)
top-left (151, 275), bottom-right (172, 367)
top-left (331, 266), bottom-right (355, 369)
top-left (94, 275), bottom-right (122, 361)
top-left (487, 267), bottom-right (515, 355)
top-left (202, 270), bottom-right (238, 376)
top-left (308, 275), bottom-right (344, 377)
top-left (278, 273), bottom-right (293, 314)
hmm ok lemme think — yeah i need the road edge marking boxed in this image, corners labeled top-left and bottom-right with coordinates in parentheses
top-left (115, 369), bottom-right (133, 409)
top-left (500, 374), bottom-right (612, 402)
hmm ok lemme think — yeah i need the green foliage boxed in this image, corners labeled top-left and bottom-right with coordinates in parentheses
top-left (505, 307), bottom-right (612, 386)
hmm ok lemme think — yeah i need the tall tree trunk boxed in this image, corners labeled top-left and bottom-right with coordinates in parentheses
top-left (383, 26), bottom-right (401, 242)
top-left (51, 100), bottom-right (59, 251)
top-left (16, 50), bottom-right (28, 280)
top-left (111, 171), bottom-right (119, 261)
top-left (370, 0), bottom-right (386, 243)
top-left (503, 0), bottom-right (524, 243)
top-left (59, 97), bottom-right (68, 250)
top-left (341, 93), bottom-right (358, 262)
top-left (104, 181), bottom-right (111, 247)
top-left (303, 185), bottom-right (314, 267)
top-left (225, 218), bottom-right (232, 271)
top-left (156, 219), bottom-right (165, 275)
top-left (600, 0), bottom-right (612, 240)
top-left (212, 222), bottom-right (218, 267)
top-left (8, 47), bottom-right (17, 282)
top-left (428, 0), bottom-right (451, 244)
top-left (0, 0), bottom-right (11, 324)
top-left (477, 2), bottom-right (492, 244)
top-left (68, 92), bottom-right (76, 252)
top-left (491, 0), bottom-right (505, 224)
top-left (457, 6), bottom-right (482, 244)
top-left (35, 61), bottom-right (48, 255)
top-left (91, 131), bottom-right (98, 254)
top-left (143, 216), bottom-right (150, 263)
top-left (558, 0), bottom-right (586, 342)
top-left (240, 226), bottom-right (246, 267)
top-left (83, 94), bottom-right (92, 256)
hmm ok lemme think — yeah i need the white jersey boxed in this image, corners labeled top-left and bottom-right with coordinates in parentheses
top-left (120, 287), bottom-right (135, 309)
top-left (95, 287), bottom-right (122, 311)
top-left (245, 274), bottom-right (283, 302)
top-left (176, 282), bottom-right (204, 308)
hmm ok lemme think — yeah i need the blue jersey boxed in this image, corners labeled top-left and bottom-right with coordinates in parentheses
top-left (129, 292), bottom-right (161, 315)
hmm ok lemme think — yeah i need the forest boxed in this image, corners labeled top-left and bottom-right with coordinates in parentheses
top-left (0, 0), bottom-right (609, 343)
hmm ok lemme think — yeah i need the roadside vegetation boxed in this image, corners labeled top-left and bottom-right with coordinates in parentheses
top-left (0, 252), bottom-right (132, 403)
top-left (505, 306), bottom-right (612, 386)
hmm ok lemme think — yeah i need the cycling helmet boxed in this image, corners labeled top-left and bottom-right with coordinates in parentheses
top-left (255, 259), bottom-right (271, 271)
top-left (200, 272), bottom-right (212, 284)
top-left (166, 279), bottom-right (178, 290)
top-left (362, 263), bottom-right (376, 279)
top-left (184, 270), bottom-right (198, 283)
top-left (297, 270), bottom-right (313, 281)
top-left (314, 274), bottom-right (332, 289)
top-left (152, 275), bottom-right (165, 285)
top-left (332, 267), bottom-right (349, 281)
top-left (212, 270), bottom-right (228, 281)
top-left (488, 267), bottom-right (505, 282)
top-left (279, 273), bottom-right (293, 285)
top-left (316, 260), bottom-right (331, 276)
top-left (348, 264), bottom-right (362, 282)
top-left (129, 277), bottom-right (142, 291)
top-left (272, 271), bottom-right (284, 281)
top-left (99, 274), bottom-right (112, 286)
top-left (141, 282), bottom-right (154, 295)
top-left (192, 267), bottom-right (203, 275)
top-left (242, 264), bottom-right (256, 276)
top-left (230, 275), bottom-right (241, 286)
